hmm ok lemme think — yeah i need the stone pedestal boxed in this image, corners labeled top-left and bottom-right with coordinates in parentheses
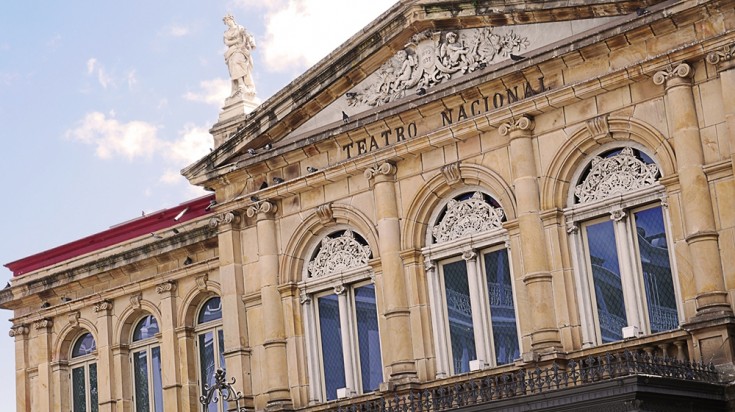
top-left (213, 96), bottom-right (260, 148)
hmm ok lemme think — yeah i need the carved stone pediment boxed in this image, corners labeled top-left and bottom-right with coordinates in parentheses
top-left (574, 147), bottom-right (659, 204)
top-left (307, 230), bottom-right (372, 278)
top-left (346, 28), bottom-right (529, 108)
top-left (432, 192), bottom-right (505, 243)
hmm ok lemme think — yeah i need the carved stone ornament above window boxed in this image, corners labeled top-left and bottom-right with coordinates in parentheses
top-left (432, 192), bottom-right (505, 243)
top-left (307, 230), bottom-right (372, 278)
top-left (345, 28), bottom-right (529, 108)
top-left (574, 147), bottom-right (660, 204)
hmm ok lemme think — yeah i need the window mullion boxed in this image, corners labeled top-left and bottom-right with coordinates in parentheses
top-left (335, 286), bottom-right (355, 396)
top-left (610, 208), bottom-right (645, 335)
top-left (301, 296), bottom-right (322, 402)
top-left (567, 223), bottom-right (597, 347)
top-left (464, 250), bottom-right (487, 369)
top-left (426, 261), bottom-right (450, 378)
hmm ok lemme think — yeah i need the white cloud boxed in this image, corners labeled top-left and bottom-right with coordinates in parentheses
top-left (86, 57), bottom-right (115, 89)
top-left (167, 25), bottom-right (190, 37)
top-left (159, 169), bottom-right (183, 185)
top-left (260, 0), bottom-right (396, 72)
top-left (165, 124), bottom-right (212, 164)
top-left (183, 78), bottom-right (230, 106)
top-left (127, 70), bottom-right (137, 89)
top-left (86, 58), bottom-right (97, 74)
top-left (64, 112), bottom-right (160, 160)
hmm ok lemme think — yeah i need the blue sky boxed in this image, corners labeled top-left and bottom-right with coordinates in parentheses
top-left (0, 0), bottom-right (395, 407)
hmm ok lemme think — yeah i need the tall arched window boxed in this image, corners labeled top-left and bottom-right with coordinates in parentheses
top-left (131, 315), bottom-right (163, 412)
top-left (565, 146), bottom-right (681, 346)
top-left (70, 332), bottom-right (98, 412)
top-left (196, 296), bottom-right (225, 412)
top-left (424, 191), bottom-right (520, 377)
top-left (301, 229), bottom-right (383, 402)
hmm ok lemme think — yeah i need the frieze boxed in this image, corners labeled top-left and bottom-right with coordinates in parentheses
top-left (346, 28), bottom-right (529, 108)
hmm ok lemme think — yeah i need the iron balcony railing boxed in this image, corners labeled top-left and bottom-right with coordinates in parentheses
top-left (328, 350), bottom-right (719, 412)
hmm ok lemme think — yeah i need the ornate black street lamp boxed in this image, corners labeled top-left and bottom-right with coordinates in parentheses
top-left (200, 368), bottom-right (248, 412)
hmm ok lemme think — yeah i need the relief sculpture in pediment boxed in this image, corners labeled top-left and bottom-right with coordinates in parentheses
top-left (346, 28), bottom-right (529, 108)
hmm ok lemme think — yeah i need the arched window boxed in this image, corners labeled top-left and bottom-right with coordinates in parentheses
top-left (196, 296), bottom-right (225, 412)
top-left (424, 191), bottom-right (519, 377)
top-left (301, 229), bottom-right (383, 402)
top-left (566, 146), bottom-right (681, 346)
top-left (70, 332), bottom-right (98, 412)
top-left (131, 315), bottom-right (163, 412)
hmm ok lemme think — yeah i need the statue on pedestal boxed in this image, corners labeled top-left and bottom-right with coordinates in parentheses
top-left (223, 13), bottom-right (256, 98)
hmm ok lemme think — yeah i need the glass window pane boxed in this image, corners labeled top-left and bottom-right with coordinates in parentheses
top-left (72, 333), bottom-right (96, 358)
top-left (198, 331), bottom-right (218, 412)
top-left (443, 260), bottom-right (475, 374)
top-left (198, 297), bottom-right (223, 324)
top-left (354, 284), bottom-right (382, 393)
top-left (586, 220), bottom-right (627, 343)
top-left (89, 363), bottom-right (98, 412)
top-left (484, 250), bottom-right (519, 365)
top-left (133, 350), bottom-right (150, 412)
top-left (217, 329), bottom-right (225, 370)
top-left (318, 294), bottom-right (345, 401)
top-left (634, 207), bottom-right (678, 332)
top-left (151, 347), bottom-right (164, 412)
top-left (72, 366), bottom-right (87, 412)
top-left (133, 316), bottom-right (160, 342)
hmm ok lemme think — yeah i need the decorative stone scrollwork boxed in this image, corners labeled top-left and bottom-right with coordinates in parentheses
top-left (610, 208), bottom-right (627, 222)
top-left (574, 147), bottom-right (659, 204)
top-left (299, 291), bottom-right (311, 305)
top-left (246, 201), bottom-right (276, 218)
top-left (94, 300), bottom-right (114, 313)
top-left (364, 162), bottom-right (397, 181)
top-left (586, 115), bottom-right (610, 141)
top-left (68, 311), bottom-right (81, 325)
top-left (34, 319), bottom-right (53, 330)
top-left (156, 280), bottom-right (177, 294)
top-left (462, 250), bottom-right (477, 261)
top-left (345, 28), bottom-right (530, 108)
top-left (209, 212), bottom-right (239, 228)
top-left (196, 274), bottom-right (209, 291)
top-left (316, 203), bottom-right (334, 224)
top-left (441, 162), bottom-right (462, 186)
top-left (334, 285), bottom-right (346, 295)
top-left (652, 62), bottom-right (692, 86)
top-left (432, 192), bottom-right (505, 243)
top-left (566, 222), bottom-right (579, 235)
top-left (130, 294), bottom-right (143, 309)
top-left (706, 43), bottom-right (734, 66)
top-left (498, 115), bottom-right (535, 136)
top-left (8, 324), bottom-right (29, 338)
top-left (307, 230), bottom-right (372, 278)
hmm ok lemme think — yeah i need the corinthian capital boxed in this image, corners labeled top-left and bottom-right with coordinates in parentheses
top-left (363, 161), bottom-right (397, 181)
top-left (498, 115), bottom-right (535, 137)
top-left (246, 200), bottom-right (277, 218)
top-left (652, 62), bottom-right (692, 86)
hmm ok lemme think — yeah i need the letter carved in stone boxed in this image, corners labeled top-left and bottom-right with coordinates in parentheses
top-left (346, 28), bottom-right (530, 107)
top-left (307, 230), bottom-right (372, 278)
top-left (574, 147), bottom-right (660, 204)
top-left (432, 192), bottom-right (505, 243)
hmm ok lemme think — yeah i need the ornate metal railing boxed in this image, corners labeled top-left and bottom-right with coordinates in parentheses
top-left (328, 350), bottom-right (718, 412)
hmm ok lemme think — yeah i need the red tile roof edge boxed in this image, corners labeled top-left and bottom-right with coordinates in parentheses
top-left (5, 194), bottom-right (216, 277)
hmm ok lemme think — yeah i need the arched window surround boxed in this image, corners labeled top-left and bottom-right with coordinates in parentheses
top-left (69, 331), bottom-right (99, 412)
top-left (195, 296), bottom-right (225, 412)
top-left (563, 142), bottom-right (684, 347)
top-left (299, 225), bottom-right (384, 403)
top-left (422, 187), bottom-right (521, 378)
top-left (130, 314), bottom-right (163, 412)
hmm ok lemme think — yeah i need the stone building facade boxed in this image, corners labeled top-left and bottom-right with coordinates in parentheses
top-left (3, 0), bottom-right (735, 411)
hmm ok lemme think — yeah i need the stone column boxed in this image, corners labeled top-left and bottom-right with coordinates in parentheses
top-left (246, 201), bottom-right (292, 410)
top-left (499, 116), bottom-right (562, 354)
top-left (653, 63), bottom-right (731, 315)
top-left (156, 281), bottom-right (182, 410)
top-left (463, 250), bottom-right (488, 368)
top-left (32, 319), bottom-right (54, 412)
top-left (93, 301), bottom-right (116, 412)
top-left (211, 211), bottom-right (254, 407)
top-left (9, 324), bottom-right (30, 412)
top-left (364, 162), bottom-right (417, 381)
top-left (706, 43), bottom-right (735, 173)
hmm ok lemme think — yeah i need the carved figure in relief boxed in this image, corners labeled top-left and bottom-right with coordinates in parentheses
top-left (223, 13), bottom-right (256, 98)
top-left (346, 27), bottom-right (530, 108)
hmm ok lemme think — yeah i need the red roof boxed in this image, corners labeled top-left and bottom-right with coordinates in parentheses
top-left (5, 194), bottom-right (216, 277)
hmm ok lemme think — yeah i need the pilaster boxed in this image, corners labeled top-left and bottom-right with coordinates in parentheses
top-left (94, 300), bottom-right (116, 412)
top-left (500, 116), bottom-right (562, 354)
top-left (246, 201), bottom-right (292, 410)
top-left (706, 43), bottom-right (735, 173)
top-left (156, 281), bottom-right (182, 410)
top-left (9, 324), bottom-right (30, 412)
top-left (32, 318), bottom-right (54, 412)
top-left (364, 161), bottom-right (418, 382)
